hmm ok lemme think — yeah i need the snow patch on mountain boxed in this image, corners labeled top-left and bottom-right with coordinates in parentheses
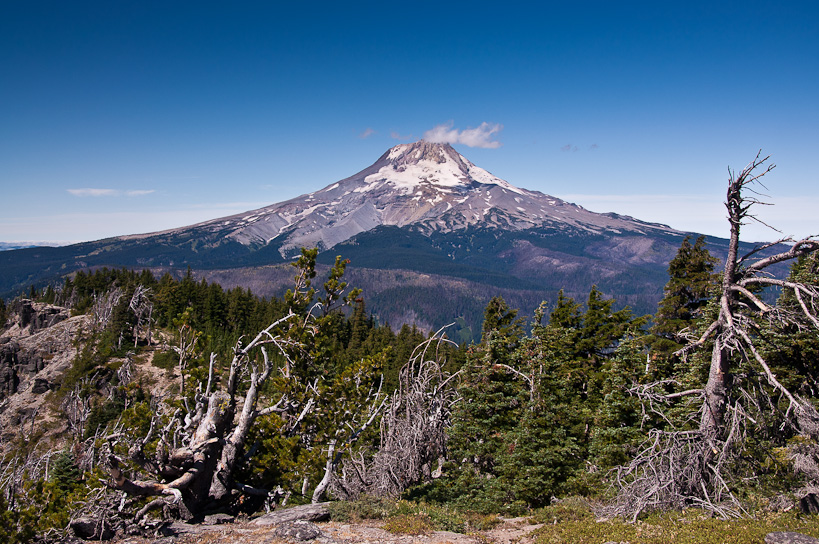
top-left (152, 140), bottom-right (678, 257)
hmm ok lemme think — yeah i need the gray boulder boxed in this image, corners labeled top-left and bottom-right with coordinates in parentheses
top-left (766, 532), bottom-right (819, 544)
top-left (254, 502), bottom-right (331, 526)
top-left (272, 520), bottom-right (324, 542)
top-left (70, 516), bottom-right (116, 540)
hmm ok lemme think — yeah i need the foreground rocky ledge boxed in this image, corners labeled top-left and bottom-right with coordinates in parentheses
top-left (69, 514), bottom-right (544, 544)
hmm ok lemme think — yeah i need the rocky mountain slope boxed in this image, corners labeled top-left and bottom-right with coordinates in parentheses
top-left (159, 141), bottom-right (678, 258)
top-left (0, 141), bottom-right (744, 332)
top-left (0, 300), bottom-right (90, 451)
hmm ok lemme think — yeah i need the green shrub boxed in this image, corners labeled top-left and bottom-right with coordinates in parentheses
top-left (384, 513), bottom-right (434, 535)
top-left (532, 496), bottom-right (594, 524)
top-left (531, 510), bottom-right (819, 544)
top-left (389, 499), bottom-right (501, 534)
top-left (150, 349), bottom-right (177, 371)
top-left (327, 495), bottom-right (393, 522)
top-left (0, 492), bottom-right (37, 544)
top-left (84, 395), bottom-right (125, 438)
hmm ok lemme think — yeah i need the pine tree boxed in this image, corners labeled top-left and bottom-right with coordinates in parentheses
top-left (481, 296), bottom-right (524, 343)
top-left (480, 296), bottom-right (524, 365)
top-left (651, 235), bottom-right (718, 357)
top-left (440, 298), bottom-right (529, 511)
top-left (49, 450), bottom-right (82, 493)
top-left (762, 251), bottom-right (819, 397)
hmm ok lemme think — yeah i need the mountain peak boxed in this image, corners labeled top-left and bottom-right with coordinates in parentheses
top-left (386, 140), bottom-right (458, 164)
top-left (368, 140), bottom-right (521, 194)
top-left (162, 140), bottom-right (678, 256)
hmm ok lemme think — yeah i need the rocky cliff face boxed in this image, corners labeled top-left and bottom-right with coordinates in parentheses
top-left (0, 300), bottom-right (72, 398)
top-left (0, 300), bottom-right (89, 449)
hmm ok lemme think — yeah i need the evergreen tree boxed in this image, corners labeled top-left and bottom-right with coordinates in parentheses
top-left (481, 295), bottom-right (524, 343)
top-left (587, 336), bottom-right (646, 472)
top-left (42, 285), bottom-right (56, 304)
top-left (762, 251), bottom-right (819, 397)
top-left (346, 299), bottom-right (371, 359)
top-left (480, 296), bottom-right (524, 366)
top-left (576, 286), bottom-right (643, 361)
top-left (651, 235), bottom-right (718, 358)
top-left (443, 349), bottom-right (528, 512)
top-left (439, 298), bottom-right (528, 511)
top-left (548, 289), bottom-right (582, 331)
top-left (49, 451), bottom-right (82, 494)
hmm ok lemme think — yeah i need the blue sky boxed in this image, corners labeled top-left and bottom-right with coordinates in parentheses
top-left (1, 1), bottom-right (817, 244)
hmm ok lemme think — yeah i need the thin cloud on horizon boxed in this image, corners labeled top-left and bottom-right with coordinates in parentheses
top-left (67, 188), bottom-right (155, 197)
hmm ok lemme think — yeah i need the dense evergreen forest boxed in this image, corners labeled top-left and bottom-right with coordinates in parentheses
top-left (1, 220), bottom-right (819, 542)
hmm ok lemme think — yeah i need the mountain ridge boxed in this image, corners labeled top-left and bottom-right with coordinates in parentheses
top-left (121, 140), bottom-right (680, 259)
top-left (0, 141), bottom-right (761, 335)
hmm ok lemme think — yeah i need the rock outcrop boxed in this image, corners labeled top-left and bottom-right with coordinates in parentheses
top-left (0, 300), bottom-right (70, 401)
top-left (0, 299), bottom-right (90, 451)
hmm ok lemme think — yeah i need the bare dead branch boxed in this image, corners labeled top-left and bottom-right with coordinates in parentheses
top-left (333, 329), bottom-right (459, 500)
top-left (616, 152), bottom-right (819, 520)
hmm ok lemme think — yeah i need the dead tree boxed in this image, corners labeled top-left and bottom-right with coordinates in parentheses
top-left (608, 152), bottom-right (819, 519)
top-left (678, 153), bottom-right (819, 437)
top-left (171, 312), bottom-right (200, 395)
top-left (104, 251), bottom-right (383, 519)
top-left (61, 381), bottom-right (92, 440)
top-left (311, 364), bottom-right (388, 503)
top-left (332, 329), bottom-right (460, 499)
top-left (105, 311), bottom-right (306, 517)
top-left (128, 285), bottom-right (153, 347)
top-left (91, 287), bottom-right (123, 330)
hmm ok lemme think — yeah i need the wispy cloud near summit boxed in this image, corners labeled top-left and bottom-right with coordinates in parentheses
top-left (423, 121), bottom-right (503, 148)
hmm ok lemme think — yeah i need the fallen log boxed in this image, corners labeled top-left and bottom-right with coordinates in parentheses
top-left (254, 502), bottom-right (331, 526)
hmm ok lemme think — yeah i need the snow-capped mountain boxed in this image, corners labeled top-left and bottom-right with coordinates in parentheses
top-left (162, 141), bottom-right (676, 258)
top-left (4, 140), bottom-right (722, 334)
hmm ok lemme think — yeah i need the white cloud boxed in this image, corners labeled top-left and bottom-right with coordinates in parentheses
top-left (0, 201), bottom-right (272, 243)
top-left (359, 127), bottom-right (376, 139)
top-left (67, 188), bottom-right (155, 197)
top-left (67, 188), bottom-right (119, 197)
top-left (560, 143), bottom-right (599, 152)
top-left (423, 121), bottom-right (502, 148)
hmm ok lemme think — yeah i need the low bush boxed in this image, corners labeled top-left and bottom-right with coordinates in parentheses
top-left (150, 349), bottom-right (177, 371)
top-left (329, 497), bottom-right (502, 534)
top-left (532, 509), bottom-right (819, 544)
top-left (390, 499), bottom-right (501, 534)
top-left (327, 495), bottom-right (392, 522)
top-left (384, 513), bottom-right (434, 535)
top-left (532, 496), bottom-right (594, 524)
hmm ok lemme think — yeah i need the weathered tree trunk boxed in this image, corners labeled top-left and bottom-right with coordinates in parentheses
top-left (254, 503), bottom-right (331, 526)
top-left (183, 393), bottom-right (231, 514)
top-left (105, 312), bottom-right (305, 518)
top-left (702, 339), bottom-right (729, 435)
top-left (611, 152), bottom-right (819, 520)
top-left (699, 171), bottom-right (743, 437)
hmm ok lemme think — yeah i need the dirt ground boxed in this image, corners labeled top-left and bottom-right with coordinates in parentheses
top-left (112, 516), bottom-right (544, 544)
